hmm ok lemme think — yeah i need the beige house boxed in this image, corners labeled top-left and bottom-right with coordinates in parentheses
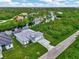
top-left (15, 16), bottom-right (24, 21)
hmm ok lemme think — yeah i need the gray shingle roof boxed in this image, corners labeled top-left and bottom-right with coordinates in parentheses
top-left (0, 32), bottom-right (12, 46)
top-left (14, 29), bottom-right (43, 42)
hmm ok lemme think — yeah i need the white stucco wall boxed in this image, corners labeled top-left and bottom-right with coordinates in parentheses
top-left (23, 41), bottom-right (29, 45)
top-left (0, 46), bottom-right (2, 51)
top-left (51, 16), bottom-right (55, 21)
top-left (5, 43), bottom-right (13, 50)
top-left (0, 49), bottom-right (3, 59)
top-left (16, 37), bottom-right (29, 45)
top-left (32, 36), bottom-right (43, 43)
top-left (5, 31), bottom-right (12, 35)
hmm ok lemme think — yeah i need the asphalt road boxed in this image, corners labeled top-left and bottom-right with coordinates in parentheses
top-left (39, 31), bottom-right (79, 59)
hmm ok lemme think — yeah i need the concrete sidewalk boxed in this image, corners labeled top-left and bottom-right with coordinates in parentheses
top-left (39, 31), bottom-right (79, 59)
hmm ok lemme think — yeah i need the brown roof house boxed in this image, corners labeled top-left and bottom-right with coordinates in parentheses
top-left (15, 16), bottom-right (24, 22)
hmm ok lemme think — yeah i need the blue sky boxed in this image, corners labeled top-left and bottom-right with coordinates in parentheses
top-left (0, 0), bottom-right (79, 7)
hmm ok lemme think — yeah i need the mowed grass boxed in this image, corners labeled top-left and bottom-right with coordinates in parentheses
top-left (57, 37), bottom-right (79, 59)
top-left (3, 37), bottom-right (47, 59)
top-left (31, 19), bottom-right (77, 45)
top-left (0, 18), bottom-right (29, 31)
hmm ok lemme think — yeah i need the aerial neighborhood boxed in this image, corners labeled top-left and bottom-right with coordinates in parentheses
top-left (0, 11), bottom-right (58, 59)
top-left (0, 10), bottom-right (79, 59)
top-left (0, 8), bottom-right (78, 59)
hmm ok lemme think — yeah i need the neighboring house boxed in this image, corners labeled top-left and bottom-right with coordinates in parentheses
top-left (32, 17), bottom-right (43, 25)
top-left (15, 16), bottom-right (24, 21)
top-left (50, 12), bottom-right (56, 21)
top-left (14, 29), bottom-right (44, 45)
top-left (5, 30), bottom-right (13, 35)
top-left (20, 13), bottom-right (27, 15)
top-left (57, 11), bottom-right (63, 14)
top-left (20, 13), bottom-right (28, 18)
top-left (45, 11), bottom-right (56, 22)
top-left (0, 32), bottom-right (13, 50)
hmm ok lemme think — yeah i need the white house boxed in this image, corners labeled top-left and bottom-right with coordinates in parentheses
top-left (57, 11), bottom-right (63, 14)
top-left (32, 17), bottom-right (43, 25)
top-left (5, 43), bottom-right (13, 50)
top-left (5, 30), bottom-right (13, 35)
top-left (0, 32), bottom-right (13, 50)
top-left (0, 32), bottom-right (14, 59)
top-left (20, 13), bottom-right (28, 18)
top-left (45, 11), bottom-right (56, 22)
top-left (14, 29), bottom-right (44, 45)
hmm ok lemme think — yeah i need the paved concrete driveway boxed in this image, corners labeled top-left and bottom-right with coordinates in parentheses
top-left (38, 39), bottom-right (54, 50)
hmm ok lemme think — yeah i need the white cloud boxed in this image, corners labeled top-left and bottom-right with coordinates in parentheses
top-left (0, 0), bottom-right (11, 2)
top-left (20, 3), bottom-right (53, 7)
top-left (0, 0), bottom-right (79, 7)
top-left (39, 0), bottom-right (79, 7)
top-left (0, 2), bottom-right (53, 7)
top-left (40, 0), bottom-right (53, 3)
top-left (5, 0), bottom-right (11, 2)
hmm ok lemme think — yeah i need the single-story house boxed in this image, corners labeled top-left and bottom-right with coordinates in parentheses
top-left (14, 29), bottom-right (44, 45)
top-left (57, 11), bottom-right (63, 14)
top-left (15, 16), bottom-right (24, 21)
top-left (45, 11), bottom-right (56, 22)
top-left (5, 30), bottom-right (13, 35)
top-left (50, 12), bottom-right (56, 21)
top-left (20, 13), bottom-right (27, 15)
top-left (20, 13), bottom-right (28, 18)
top-left (0, 32), bottom-right (13, 50)
top-left (32, 17), bottom-right (43, 25)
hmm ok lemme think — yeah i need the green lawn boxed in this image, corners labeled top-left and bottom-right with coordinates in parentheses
top-left (57, 37), bottom-right (79, 59)
top-left (3, 37), bottom-right (47, 59)
top-left (0, 18), bottom-right (29, 31)
top-left (31, 19), bottom-right (77, 45)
